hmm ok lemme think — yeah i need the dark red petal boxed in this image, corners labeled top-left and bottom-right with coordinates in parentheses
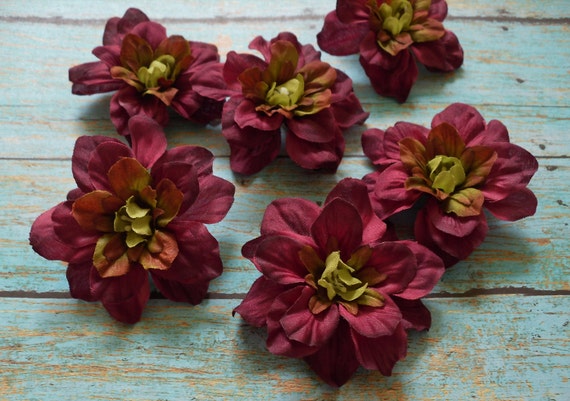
top-left (103, 8), bottom-right (149, 46)
top-left (429, 0), bottom-right (449, 21)
top-left (431, 103), bottom-right (486, 145)
top-left (324, 178), bottom-right (388, 244)
top-left (66, 261), bottom-right (97, 301)
top-left (155, 145), bottom-right (214, 178)
top-left (30, 204), bottom-right (78, 262)
top-left (97, 266), bottom-right (150, 324)
top-left (180, 175), bottom-right (235, 224)
top-left (72, 135), bottom-right (123, 193)
top-left (69, 61), bottom-right (121, 95)
top-left (280, 286), bottom-right (339, 347)
top-left (365, 242), bottom-right (416, 295)
top-left (152, 277), bottom-right (209, 305)
top-left (485, 188), bottom-right (538, 221)
top-left (482, 142), bottom-right (539, 201)
top-left (253, 235), bottom-right (312, 285)
top-left (266, 286), bottom-right (320, 358)
top-left (222, 97), bottom-right (281, 175)
top-left (128, 115), bottom-right (167, 168)
top-left (415, 201), bottom-right (488, 264)
top-left (234, 99), bottom-right (284, 131)
top-left (223, 51), bottom-right (267, 91)
top-left (303, 319), bottom-right (360, 387)
top-left (311, 198), bottom-right (363, 258)
top-left (392, 240), bottom-right (445, 300)
top-left (52, 200), bottom-right (100, 253)
top-left (359, 32), bottom-right (418, 103)
top-left (286, 110), bottom-right (336, 143)
top-left (109, 87), bottom-right (169, 137)
top-left (233, 276), bottom-right (288, 327)
top-left (392, 297), bottom-right (432, 331)
top-left (260, 197), bottom-right (321, 236)
top-left (317, 11), bottom-right (369, 56)
top-left (129, 21), bottom-right (167, 50)
top-left (336, 0), bottom-right (371, 23)
top-left (366, 165), bottom-right (422, 219)
top-left (331, 92), bottom-right (369, 129)
top-left (154, 221), bottom-right (223, 284)
top-left (351, 323), bottom-right (407, 375)
top-left (411, 30), bottom-right (463, 72)
top-left (340, 293), bottom-right (402, 337)
top-left (285, 126), bottom-right (344, 171)
top-left (426, 198), bottom-right (482, 237)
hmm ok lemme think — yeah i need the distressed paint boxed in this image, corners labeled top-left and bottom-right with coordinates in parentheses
top-left (0, 1), bottom-right (568, 400)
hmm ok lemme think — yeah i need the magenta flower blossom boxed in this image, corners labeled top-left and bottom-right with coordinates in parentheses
top-left (69, 8), bottom-right (227, 136)
top-left (362, 103), bottom-right (538, 266)
top-left (29, 116), bottom-right (235, 323)
top-left (220, 32), bottom-right (369, 175)
top-left (317, 0), bottom-right (463, 102)
top-left (234, 178), bottom-right (444, 386)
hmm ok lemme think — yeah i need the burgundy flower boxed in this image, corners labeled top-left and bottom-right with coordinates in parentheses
top-left (362, 103), bottom-right (538, 266)
top-left (220, 32), bottom-right (369, 175)
top-left (29, 116), bottom-right (235, 323)
top-left (69, 8), bottom-right (227, 136)
top-left (317, 0), bottom-right (463, 102)
top-left (234, 178), bottom-right (444, 386)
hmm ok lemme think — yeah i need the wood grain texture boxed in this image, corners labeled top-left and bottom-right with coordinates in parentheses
top-left (0, 0), bottom-right (568, 400)
top-left (1, 296), bottom-right (568, 401)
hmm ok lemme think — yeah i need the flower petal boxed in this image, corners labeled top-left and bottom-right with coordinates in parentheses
top-left (286, 109), bottom-right (336, 144)
top-left (151, 277), bottom-right (209, 305)
top-left (351, 323), bottom-right (407, 375)
top-left (260, 197), bottom-right (321, 237)
top-left (72, 135), bottom-right (123, 193)
top-left (154, 220), bottom-right (223, 284)
top-left (317, 11), bottom-right (369, 56)
top-left (96, 266), bottom-right (150, 324)
top-left (392, 297), bottom-right (432, 330)
top-left (340, 292), bottom-right (402, 338)
top-left (252, 235), bottom-right (312, 285)
top-left (363, 242), bottom-right (417, 295)
top-left (107, 158), bottom-right (152, 201)
top-left (71, 190), bottom-right (123, 232)
top-left (485, 187), bottom-right (538, 221)
top-left (234, 98), bottom-right (284, 131)
top-left (87, 141), bottom-right (134, 192)
top-left (30, 204), bottom-right (79, 262)
top-left (411, 30), bottom-right (464, 72)
top-left (392, 240), bottom-right (445, 300)
top-left (66, 261), bottom-right (97, 301)
top-left (359, 32), bottom-right (418, 103)
top-left (280, 286), bottom-right (339, 347)
top-left (303, 319), bottom-right (360, 387)
top-left (69, 61), bottom-right (122, 95)
top-left (128, 115), bottom-right (167, 169)
top-left (311, 198), bottom-right (363, 258)
top-left (285, 126), bottom-right (344, 172)
top-left (233, 276), bottom-right (288, 327)
top-left (180, 175), bottom-right (235, 224)
top-left (266, 286), bottom-right (320, 358)
top-left (431, 103), bottom-right (486, 145)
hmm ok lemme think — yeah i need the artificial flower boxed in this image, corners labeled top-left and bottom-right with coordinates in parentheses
top-left (362, 103), bottom-right (538, 266)
top-left (69, 8), bottom-right (227, 136)
top-left (29, 115), bottom-right (235, 323)
top-left (234, 178), bottom-right (444, 386)
top-left (220, 32), bottom-right (369, 175)
top-left (317, 0), bottom-right (463, 102)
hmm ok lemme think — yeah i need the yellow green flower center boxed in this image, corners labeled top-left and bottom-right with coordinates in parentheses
top-left (379, 0), bottom-right (413, 37)
top-left (113, 196), bottom-right (154, 248)
top-left (137, 55), bottom-right (177, 90)
top-left (265, 74), bottom-right (305, 108)
top-left (427, 155), bottom-right (466, 194)
top-left (318, 251), bottom-right (368, 302)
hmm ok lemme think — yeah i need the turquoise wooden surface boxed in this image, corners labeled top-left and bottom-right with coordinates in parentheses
top-left (0, 0), bottom-right (568, 400)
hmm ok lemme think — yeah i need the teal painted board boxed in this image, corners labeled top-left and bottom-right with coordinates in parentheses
top-left (1, 0), bottom-right (569, 19)
top-left (1, 158), bottom-right (567, 295)
top-left (1, 296), bottom-right (568, 400)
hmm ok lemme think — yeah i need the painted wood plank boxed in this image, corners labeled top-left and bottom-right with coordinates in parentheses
top-left (1, 157), bottom-right (567, 295)
top-left (1, 20), bottom-right (568, 158)
top-left (1, 295), bottom-right (568, 400)
top-left (0, 0), bottom-right (568, 20)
